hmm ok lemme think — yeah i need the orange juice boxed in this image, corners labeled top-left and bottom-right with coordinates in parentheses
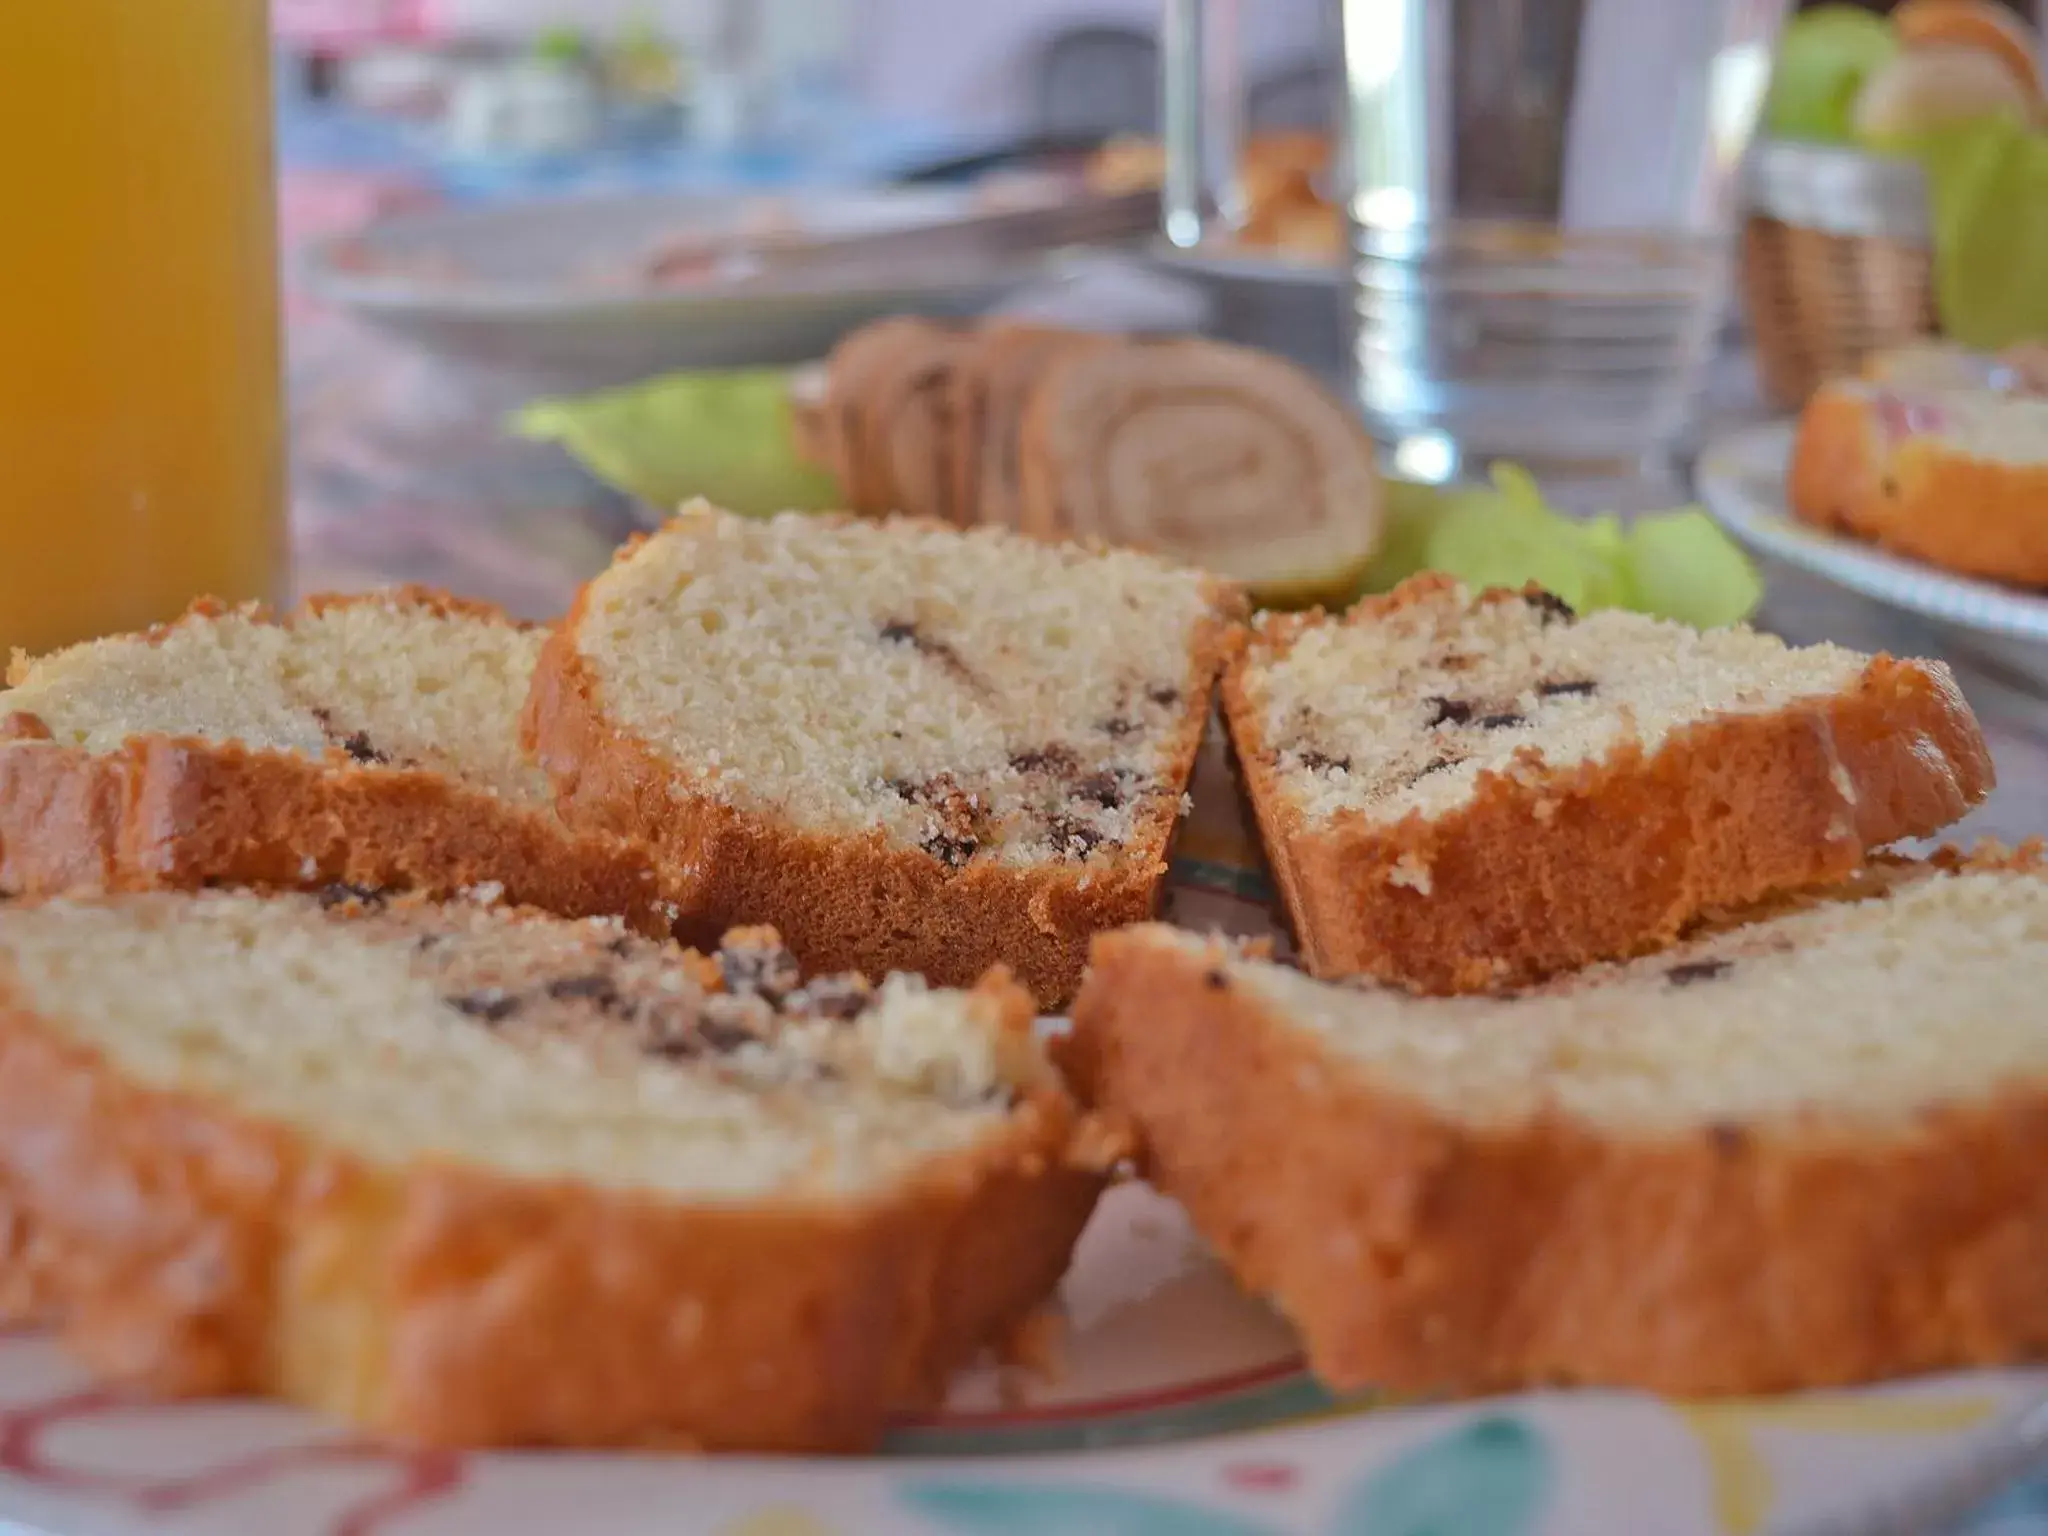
top-left (0, 0), bottom-right (287, 662)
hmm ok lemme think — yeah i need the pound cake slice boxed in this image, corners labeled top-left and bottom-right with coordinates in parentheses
top-left (0, 890), bottom-right (1100, 1450)
top-left (1789, 379), bottom-right (2048, 586)
top-left (1067, 846), bottom-right (2048, 1398)
top-left (1223, 573), bottom-right (1992, 993)
top-left (525, 503), bottom-right (1244, 1006)
top-left (1, 590), bottom-right (672, 930)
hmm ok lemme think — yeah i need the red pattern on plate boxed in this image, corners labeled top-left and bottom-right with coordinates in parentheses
top-left (1221, 1461), bottom-right (1300, 1492)
top-left (899, 1357), bottom-right (1307, 1430)
top-left (0, 1386), bottom-right (465, 1536)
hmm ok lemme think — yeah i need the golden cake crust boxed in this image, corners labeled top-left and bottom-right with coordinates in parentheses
top-left (0, 939), bottom-right (1101, 1451)
top-left (1065, 854), bottom-right (2048, 1398)
top-left (1789, 383), bottom-right (2048, 588)
top-left (523, 523), bottom-right (1243, 1009)
top-left (0, 591), bottom-right (677, 934)
top-left (1221, 575), bottom-right (1995, 993)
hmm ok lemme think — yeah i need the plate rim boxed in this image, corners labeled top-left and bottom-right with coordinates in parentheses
top-left (301, 184), bottom-right (1045, 324)
top-left (1694, 420), bottom-right (2048, 647)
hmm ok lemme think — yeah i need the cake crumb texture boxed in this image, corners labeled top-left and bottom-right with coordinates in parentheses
top-left (1066, 846), bottom-right (2048, 1398)
top-left (1222, 574), bottom-right (1993, 992)
top-left (527, 505), bottom-right (1244, 1004)
top-left (0, 890), bottom-right (1100, 1450)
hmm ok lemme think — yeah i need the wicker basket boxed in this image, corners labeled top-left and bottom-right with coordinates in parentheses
top-left (1740, 139), bottom-right (1938, 411)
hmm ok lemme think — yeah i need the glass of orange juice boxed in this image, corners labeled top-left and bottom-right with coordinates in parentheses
top-left (0, 0), bottom-right (288, 662)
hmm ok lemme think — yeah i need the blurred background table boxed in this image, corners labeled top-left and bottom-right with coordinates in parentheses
top-left (276, 0), bottom-right (2046, 860)
top-left (285, 290), bottom-right (2048, 862)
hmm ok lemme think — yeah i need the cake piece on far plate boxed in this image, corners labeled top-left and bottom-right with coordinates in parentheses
top-left (0, 891), bottom-right (1101, 1451)
top-left (1222, 573), bottom-right (1992, 993)
top-left (0, 589), bottom-right (676, 931)
top-left (1067, 845), bottom-right (2048, 1399)
top-left (1790, 377), bottom-right (2048, 587)
top-left (524, 502), bottom-right (1245, 1007)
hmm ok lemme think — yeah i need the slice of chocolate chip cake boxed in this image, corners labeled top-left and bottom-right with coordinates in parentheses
top-left (0, 889), bottom-right (1100, 1451)
top-left (1222, 573), bottom-right (1992, 993)
top-left (1, 589), bottom-right (673, 930)
top-left (525, 501), bottom-right (1245, 1006)
top-left (1067, 846), bottom-right (2048, 1398)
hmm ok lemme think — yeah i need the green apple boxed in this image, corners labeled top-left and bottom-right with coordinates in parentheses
top-left (1763, 5), bottom-right (1901, 144)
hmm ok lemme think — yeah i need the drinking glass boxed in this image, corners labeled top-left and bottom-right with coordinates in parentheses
top-left (1165, 0), bottom-right (1790, 482)
top-left (0, 0), bottom-right (288, 661)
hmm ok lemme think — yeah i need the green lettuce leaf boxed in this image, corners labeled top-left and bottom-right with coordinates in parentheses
top-left (1625, 508), bottom-right (1766, 629)
top-left (1361, 466), bottom-right (1762, 628)
top-left (513, 369), bottom-right (842, 518)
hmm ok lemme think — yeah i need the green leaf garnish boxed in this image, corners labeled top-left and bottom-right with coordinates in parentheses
top-left (513, 369), bottom-right (842, 518)
top-left (1361, 466), bottom-right (1763, 628)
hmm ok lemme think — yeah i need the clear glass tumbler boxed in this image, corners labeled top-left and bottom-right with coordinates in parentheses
top-left (1165, 0), bottom-right (1790, 483)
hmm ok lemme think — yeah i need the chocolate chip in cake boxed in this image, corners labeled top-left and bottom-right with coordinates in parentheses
top-left (1524, 590), bottom-right (1577, 624)
top-left (718, 938), bottom-right (802, 1004)
top-left (448, 989), bottom-right (520, 1024)
top-left (887, 777), bottom-right (920, 801)
top-left (1203, 969), bottom-right (1229, 990)
top-left (1479, 712), bottom-right (1526, 730)
top-left (1100, 716), bottom-right (1138, 738)
top-left (546, 973), bottom-right (622, 1010)
top-left (1425, 697), bottom-right (1474, 728)
top-left (1047, 816), bottom-right (1106, 859)
top-left (786, 974), bottom-right (875, 1023)
top-left (1010, 745), bottom-right (1079, 775)
top-left (697, 1007), bottom-right (765, 1056)
top-left (1666, 959), bottom-right (1733, 987)
top-left (645, 1035), bottom-right (700, 1060)
top-left (605, 935), bottom-right (638, 958)
top-left (879, 619), bottom-right (982, 692)
top-left (1295, 750), bottom-right (1352, 774)
top-left (1147, 684), bottom-right (1182, 707)
top-left (922, 831), bottom-right (979, 868)
top-left (641, 994), bottom-right (769, 1060)
top-left (1405, 755), bottom-right (1460, 785)
top-left (317, 882), bottom-right (389, 911)
top-left (341, 730), bottom-right (389, 765)
top-left (1074, 770), bottom-right (1124, 808)
top-left (1538, 679), bottom-right (1598, 699)
top-left (1709, 1122), bottom-right (1748, 1154)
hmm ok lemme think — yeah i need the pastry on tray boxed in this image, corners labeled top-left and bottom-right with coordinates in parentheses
top-left (0, 891), bottom-right (1100, 1451)
top-left (1016, 335), bottom-right (1384, 606)
top-left (1220, 573), bottom-right (1993, 993)
top-left (0, 589), bottom-right (674, 930)
top-left (951, 322), bottom-right (1109, 531)
top-left (1066, 845), bottom-right (2048, 1398)
top-left (801, 321), bottom-right (1385, 605)
top-left (1789, 376), bottom-right (2048, 587)
top-left (523, 502), bottom-right (1244, 1007)
top-left (1083, 129), bottom-right (1340, 260)
top-left (814, 315), bottom-right (960, 521)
